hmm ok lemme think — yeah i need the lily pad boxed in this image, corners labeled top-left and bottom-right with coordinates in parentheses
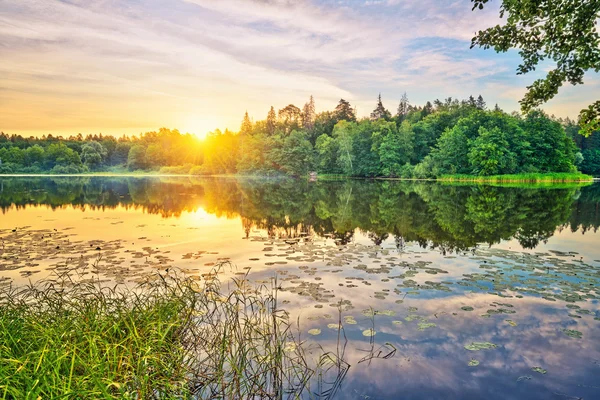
top-left (308, 329), bottom-right (321, 336)
top-left (468, 359), bottom-right (480, 367)
top-left (505, 319), bottom-right (517, 327)
top-left (464, 342), bottom-right (497, 351)
top-left (362, 329), bottom-right (376, 337)
top-left (461, 306), bottom-right (474, 311)
top-left (562, 328), bottom-right (582, 339)
top-left (531, 367), bottom-right (547, 374)
top-left (417, 322), bottom-right (437, 331)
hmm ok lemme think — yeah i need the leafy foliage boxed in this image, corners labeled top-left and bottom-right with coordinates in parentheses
top-left (471, 0), bottom-right (600, 136)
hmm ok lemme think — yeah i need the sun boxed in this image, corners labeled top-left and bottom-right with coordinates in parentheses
top-left (180, 115), bottom-right (221, 140)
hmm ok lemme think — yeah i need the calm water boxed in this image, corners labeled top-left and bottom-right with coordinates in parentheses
top-left (1, 176), bottom-right (600, 399)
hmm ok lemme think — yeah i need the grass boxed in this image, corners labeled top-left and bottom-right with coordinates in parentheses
top-left (0, 267), bottom-right (317, 399)
top-left (439, 172), bottom-right (594, 184)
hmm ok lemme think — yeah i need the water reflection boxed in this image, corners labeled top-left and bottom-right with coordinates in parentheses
top-left (1, 177), bottom-right (600, 399)
top-left (1, 177), bottom-right (598, 250)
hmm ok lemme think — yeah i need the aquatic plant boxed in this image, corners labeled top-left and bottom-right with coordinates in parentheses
top-left (0, 267), bottom-right (317, 399)
top-left (464, 342), bottom-right (498, 351)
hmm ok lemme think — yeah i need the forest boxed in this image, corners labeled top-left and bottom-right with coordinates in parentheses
top-left (1, 95), bottom-right (599, 177)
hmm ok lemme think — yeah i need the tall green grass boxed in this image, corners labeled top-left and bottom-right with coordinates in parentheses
top-left (0, 269), bottom-right (317, 399)
top-left (439, 172), bottom-right (593, 184)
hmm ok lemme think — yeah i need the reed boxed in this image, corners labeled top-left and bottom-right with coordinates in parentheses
top-left (0, 268), bottom-right (315, 399)
top-left (439, 172), bottom-right (593, 184)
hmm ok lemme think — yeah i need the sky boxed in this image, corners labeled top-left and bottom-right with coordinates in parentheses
top-left (0, 0), bottom-right (598, 138)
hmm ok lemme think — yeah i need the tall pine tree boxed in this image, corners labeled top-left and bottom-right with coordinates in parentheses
top-left (371, 94), bottom-right (392, 121)
top-left (266, 106), bottom-right (277, 136)
top-left (396, 92), bottom-right (410, 121)
top-left (334, 99), bottom-right (356, 122)
top-left (476, 95), bottom-right (486, 110)
top-left (302, 95), bottom-right (316, 132)
top-left (240, 111), bottom-right (252, 136)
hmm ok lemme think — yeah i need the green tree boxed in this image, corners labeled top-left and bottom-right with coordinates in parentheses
top-left (302, 95), bottom-right (316, 132)
top-left (270, 131), bottom-right (313, 176)
top-left (111, 142), bottom-right (132, 166)
top-left (81, 141), bottom-right (108, 169)
top-left (468, 126), bottom-right (516, 175)
top-left (581, 149), bottom-right (600, 176)
top-left (334, 99), bottom-right (356, 122)
top-left (471, 0), bottom-right (600, 136)
top-left (266, 106), bottom-right (277, 136)
top-left (370, 120), bottom-right (414, 177)
top-left (24, 145), bottom-right (44, 167)
top-left (476, 95), bottom-right (486, 110)
top-left (351, 120), bottom-right (380, 177)
top-left (127, 145), bottom-right (147, 170)
top-left (371, 93), bottom-right (392, 121)
top-left (44, 143), bottom-right (82, 170)
top-left (429, 125), bottom-right (471, 175)
top-left (315, 134), bottom-right (340, 174)
top-left (521, 111), bottom-right (577, 172)
top-left (396, 92), bottom-right (410, 122)
top-left (278, 104), bottom-right (302, 134)
top-left (332, 121), bottom-right (355, 175)
top-left (145, 143), bottom-right (165, 168)
top-left (240, 111), bottom-right (253, 136)
top-left (312, 111), bottom-right (338, 140)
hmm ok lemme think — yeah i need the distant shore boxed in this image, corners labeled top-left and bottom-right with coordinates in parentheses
top-left (0, 172), bottom-right (597, 183)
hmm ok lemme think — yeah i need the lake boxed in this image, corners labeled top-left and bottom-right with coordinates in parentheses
top-left (1, 176), bottom-right (600, 399)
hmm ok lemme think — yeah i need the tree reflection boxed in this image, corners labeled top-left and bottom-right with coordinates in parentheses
top-left (0, 177), bottom-right (598, 250)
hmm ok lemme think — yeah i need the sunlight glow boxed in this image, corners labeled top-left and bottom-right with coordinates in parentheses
top-left (180, 115), bottom-right (222, 140)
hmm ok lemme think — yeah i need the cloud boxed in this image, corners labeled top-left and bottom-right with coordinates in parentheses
top-left (0, 0), bottom-right (592, 136)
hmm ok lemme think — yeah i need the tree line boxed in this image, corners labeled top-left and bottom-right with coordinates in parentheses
top-left (1, 94), bottom-right (598, 176)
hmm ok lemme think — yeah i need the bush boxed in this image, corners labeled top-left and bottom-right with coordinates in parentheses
top-left (398, 163), bottom-right (415, 178)
top-left (189, 165), bottom-right (210, 175)
top-left (51, 164), bottom-right (86, 174)
top-left (0, 162), bottom-right (16, 174)
top-left (158, 164), bottom-right (194, 175)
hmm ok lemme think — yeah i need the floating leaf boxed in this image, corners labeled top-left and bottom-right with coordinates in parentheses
top-left (468, 359), bottom-right (480, 367)
top-left (531, 367), bottom-right (547, 374)
top-left (392, 320), bottom-right (403, 325)
top-left (417, 322), bottom-right (436, 331)
top-left (308, 329), bottom-right (321, 336)
top-left (461, 306), bottom-right (474, 311)
top-left (361, 309), bottom-right (375, 317)
top-left (562, 328), bottom-right (582, 339)
top-left (362, 329), bottom-right (376, 337)
top-left (284, 342), bottom-right (297, 352)
top-left (464, 342), bottom-right (497, 351)
top-left (505, 319), bottom-right (517, 327)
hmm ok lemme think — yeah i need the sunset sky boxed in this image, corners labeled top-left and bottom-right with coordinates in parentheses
top-left (1, 0), bottom-right (599, 138)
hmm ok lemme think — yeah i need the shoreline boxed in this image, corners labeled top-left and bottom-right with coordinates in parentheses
top-left (0, 172), bottom-right (597, 183)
